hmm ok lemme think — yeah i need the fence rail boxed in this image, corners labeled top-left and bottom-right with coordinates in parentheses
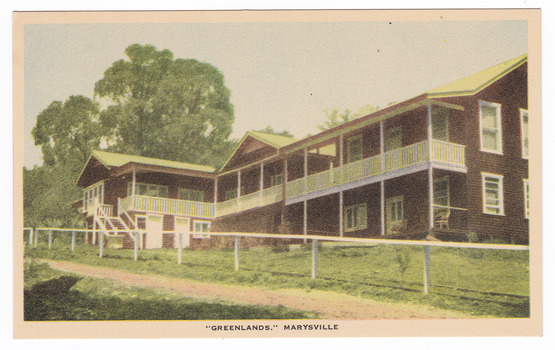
top-left (24, 226), bottom-right (528, 295)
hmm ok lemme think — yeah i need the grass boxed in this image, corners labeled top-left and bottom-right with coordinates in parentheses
top-left (24, 260), bottom-right (317, 321)
top-left (24, 237), bottom-right (530, 319)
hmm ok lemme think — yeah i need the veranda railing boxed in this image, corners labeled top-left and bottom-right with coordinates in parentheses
top-left (285, 140), bottom-right (465, 200)
top-left (120, 195), bottom-right (215, 219)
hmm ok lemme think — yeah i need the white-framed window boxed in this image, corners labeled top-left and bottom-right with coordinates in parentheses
top-left (385, 126), bottom-right (402, 152)
top-left (433, 176), bottom-right (450, 216)
top-left (479, 101), bottom-right (503, 154)
top-left (270, 174), bottom-right (283, 187)
top-left (193, 220), bottom-right (210, 239)
top-left (523, 179), bottom-right (530, 219)
top-left (127, 182), bottom-right (169, 198)
top-left (347, 135), bottom-right (363, 163)
top-left (520, 109), bottom-right (529, 159)
top-left (83, 181), bottom-right (104, 213)
top-left (482, 173), bottom-right (504, 215)
top-left (344, 202), bottom-right (367, 231)
top-left (432, 108), bottom-right (450, 142)
top-left (179, 188), bottom-right (205, 202)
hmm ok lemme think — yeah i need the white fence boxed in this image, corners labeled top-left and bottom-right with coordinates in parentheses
top-left (24, 227), bottom-right (529, 295)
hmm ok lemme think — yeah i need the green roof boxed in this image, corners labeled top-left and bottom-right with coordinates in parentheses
top-left (91, 150), bottom-right (216, 173)
top-left (248, 131), bottom-right (298, 148)
top-left (426, 54), bottom-right (528, 98)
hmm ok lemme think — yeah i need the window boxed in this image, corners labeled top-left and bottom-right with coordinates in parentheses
top-left (127, 182), bottom-right (169, 198)
top-left (194, 221), bottom-right (210, 232)
top-left (386, 196), bottom-right (404, 234)
top-left (347, 135), bottom-right (363, 163)
top-left (83, 182), bottom-right (104, 212)
top-left (482, 173), bottom-right (504, 215)
top-left (193, 220), bottom-right (210, 239)
top-left (432, 109), bottom-right (450, 142)
top-left (270, 174), bottom-right (283, 187)
top-left (480, 101), bottom-right (502, 153)
top-left (385, 126), bottom-right (402, 151)
top-left (433, 176), bottom-right (450, 216)
top-left (225, 187), bottom-right (244, 201)
top-left (523, 179), bottom-right (530, 219)
top-left (344, 203), bottom-right (367, 231)
top-left (521, 109), bottom-right (529, 159)
top-left (179, 188), bottom-right (205, 202)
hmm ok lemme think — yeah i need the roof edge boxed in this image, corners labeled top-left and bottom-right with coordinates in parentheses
top-left (426, 54), bottom-right (528, 98)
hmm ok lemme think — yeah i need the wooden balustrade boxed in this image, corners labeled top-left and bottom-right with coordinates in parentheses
top-left (286, 178), bottom-right (306, 199)
top-left (261, 185), bottom-right (283, 206)
top-left (112, 141), bottom-right (465, 218)
top-left (431, 140), bottom-right (465, 167)
top-left (122, 195), bottom-right (215, 219)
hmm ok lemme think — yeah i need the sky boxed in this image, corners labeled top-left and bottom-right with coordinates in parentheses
top-left (23, 18), bottom-right (528, 168)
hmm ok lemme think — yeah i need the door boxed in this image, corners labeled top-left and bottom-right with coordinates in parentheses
top-left (145, 214), bottom-right (163, 249)
top-left (174, 217), bottom-right (191, 248)
top-left (386, 196), bottom-right (404, 234)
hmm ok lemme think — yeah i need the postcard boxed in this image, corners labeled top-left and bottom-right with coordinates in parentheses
top-left (13, 9), bottom-right (542, 339)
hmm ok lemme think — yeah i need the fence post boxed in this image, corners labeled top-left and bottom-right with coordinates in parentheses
top-left (99, 232), bottom-right (104, 258)
top-left (234, 236), bottom-right (240, 271)
top-left (71, 231), bottom-right (76, 252)
top-left (178, 232), bottom-right (183, 265)
top-left (312, 239), bottom-right (318, 279)
top-left (34, 229), bottom-right (38, 248)
top-left (134, 232), bottom-right (139, 261)
top-left (423, 245), bottom-right (430, 294)
top-left (28, 228), bottom-right (33, 247)
top-left (48, 230), bottom-right (52, 249)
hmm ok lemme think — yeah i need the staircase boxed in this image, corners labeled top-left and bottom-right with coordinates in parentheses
top-left (94, 204), bottom-right (139, 244)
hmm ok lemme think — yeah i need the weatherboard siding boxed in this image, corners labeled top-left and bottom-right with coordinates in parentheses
top-left (439, 63), bottom-right (529, 243)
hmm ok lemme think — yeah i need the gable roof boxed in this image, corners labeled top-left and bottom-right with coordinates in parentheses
top-left (91, 150), bottom-right (216, 173)
top-left (426, 54), bottom-right (528, 98)
top-left (217, 131), bottom-right (297, 172)
top-left (248, 131), bottom-right (299, 148)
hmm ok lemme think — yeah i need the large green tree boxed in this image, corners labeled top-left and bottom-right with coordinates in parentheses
top-left (31, 95), bottom-right (103, 172)
top-left (25, 44), bottom-right (238, 227)
top-left (95, 44), bottom-right (235, 167)
top-left (27, 95), bottom-right (103, 227)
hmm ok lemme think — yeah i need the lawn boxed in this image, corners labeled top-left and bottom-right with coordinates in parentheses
top-left (24, 233), bottom-right (530, 319)
top-left (24, 260), bottom-right (317, 321)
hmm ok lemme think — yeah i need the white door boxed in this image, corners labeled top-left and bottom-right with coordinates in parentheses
top-left (145, 214), bottom-right (163, 249)
top-left (174, 217), bottom-right (191, 248)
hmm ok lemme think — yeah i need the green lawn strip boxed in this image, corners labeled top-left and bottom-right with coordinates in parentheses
top-left (24, 260), bottom-right (318, 321)
top-left (24, 242), bottom-right (530, 318)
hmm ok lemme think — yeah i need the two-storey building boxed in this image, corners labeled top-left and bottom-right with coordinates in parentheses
top-left (76, 54), bottom-right (530, 249)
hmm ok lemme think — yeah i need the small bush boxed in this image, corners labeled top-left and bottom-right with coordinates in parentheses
top-left (271, 245), bottom-right (290, 253)
top-left (466, 232), bottom-right (479, 243)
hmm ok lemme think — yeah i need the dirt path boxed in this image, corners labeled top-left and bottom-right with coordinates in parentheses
top-left (42, 259), bottom-right (468, 320)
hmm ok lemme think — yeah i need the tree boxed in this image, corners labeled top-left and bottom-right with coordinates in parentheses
top-left (23, 165), bottom-right (84, 228)
top-left (27, 95), bottom-right (103, 228)
top-left (31, 95), bottom-right (103, 171)
top-left (255, 126), bottom-right (295, 138)
top-left (95, 44), bottom-right (235, 167)
top-left (317, 105), bottom-right (381, 131)
top-left (317, 108), bottom-right (353, 131)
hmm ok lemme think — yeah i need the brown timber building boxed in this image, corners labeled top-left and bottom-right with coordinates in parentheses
top-left (75, 54), bottom-right (530, 250)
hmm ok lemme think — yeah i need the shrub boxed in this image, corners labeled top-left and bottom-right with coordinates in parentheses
top-left (271, 245), bottom-right (290, 253)
top-left (466, 232), bottom-right (479, 243)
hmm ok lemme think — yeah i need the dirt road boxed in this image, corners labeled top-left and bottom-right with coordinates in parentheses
top-left (43, 259), bottom-right (468, 320)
